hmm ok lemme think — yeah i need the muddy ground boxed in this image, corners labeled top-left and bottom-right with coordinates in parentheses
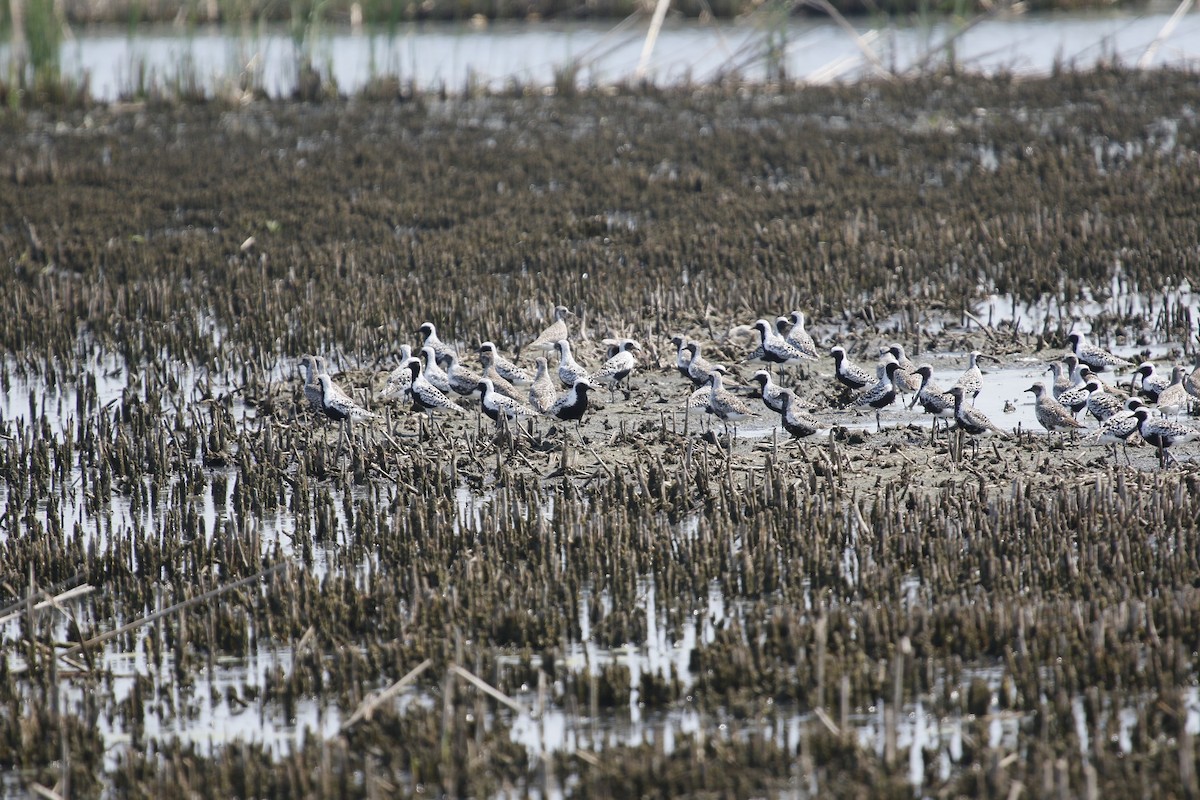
top-left (2, 70), bottom-right (1200, 797)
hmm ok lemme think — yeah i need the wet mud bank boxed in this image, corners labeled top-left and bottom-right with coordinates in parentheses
top-left (2, 70), bottom-right (1200, 797)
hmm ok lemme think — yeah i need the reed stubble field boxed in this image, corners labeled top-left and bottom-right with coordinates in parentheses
top-left (2, 68), bottom-right (1200, 797)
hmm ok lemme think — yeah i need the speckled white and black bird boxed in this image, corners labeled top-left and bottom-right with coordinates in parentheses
top-left (479, 341), bottom-right (533, 385)
top-left (911, 364), bottom-right (955, 427)
top-left (750, 369), bottom-right (789, 415)
top-left (317, 373), bottom-right (377, 422)
top-left (299, 354), bottom-right (327, 413)
top-left (1093, 398), bottom-right (1145, 464)
top-left (417, 321), bottom-right (458, 364)
top-left (379, 345), bottom-right (414, 402)
top-left (706, 366), bottom-right (754, 426)
top-left (554, 339), bottom-right (590, 388)
top-left (953, 351), bottom-right (987, 405)
top-left (1058, 366), bottom-right (1097, 415)
top-left (883, 344), bottom-right (922, 393)
top-left (670, 336), bottom-right (694, 380)
top-left (1086, 380), bottom-right (1125, 423)
top-left (441, 350), bottom-right (483, 397)
top-left (1026, 382), bottom-right (1085, 436)
top-left (683, 342), bottom-right (720, 388)
top-left (528, 357), bottom-right (558, 415)
top-left (1133, 405), bottom-right (1200, 465)
top-left (527, 305), bottom-right (572, 352)
top-left (478, 378), bottom-right (537, 422)
top-left (1066, 331), bottom-right (1134, 373)
top-left (947, 385), bottom-right (1008, 440)
top-left (419, 345), bottom-right (453, 394)
top-left (405, 358), bottom-right (466, 417)
top-left (780, 310), bottom-right (819, 360)
top-left (855, 360), bottom-right (901, 432)
top-left (547, 377), bottom-right (599, 432)
top-left (830, 346), bottom-right (873, 391)
top-left (1154, 366), bottom-right (1189, 418)
top-left (478, 344), bottom-right (525, 402)
top-left (593, 339), bottom-right (641, 399)
top-left (1132, 361), bottom-right (1170, 402)
top-left (750, 319), bottom-right (807, 366)
top-left (1186, 359), bottom-right (1200, 403)
top-left (779, 389), bottom-right (822, 439)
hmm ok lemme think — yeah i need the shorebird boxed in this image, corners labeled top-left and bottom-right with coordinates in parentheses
top-left (750, 369), bottom-right (788, 415)
top-left (1045, 358), bottom-right (1075, 399)
top-left (750, 319), bottom-right (807, 367)
top-left (1066, 331), bottom-right (1134, 373)
top-left (830, 346), bottom-right (873, 391)
top-left (379, 345), bottom-right (414, 402)
top-left (779, 311), bottom-right (819, 360)
top-left (318, 373), bottom-right (377, 423)
top-left (1058, 366), bottom-right (1097, 416)
top-left (1131, 361), bottom-right (1170, 402)
top-left (554, 339), bottom-right (590, 388)
top-left (706, 365), bottom-right (754, 433)
top-left (478, 344), bottom-right (525, 402)
top-left (683, 342), bottom-right (720, 388)
top-left (527, 305), bottom-right (572, 352)
top-left (1186, 358), bottom-right (1200, 403)
top-left (479, 341), bottom-right (533, 385)
top-left (478, 378), bottom-right (537, 424)
top-left (417, 322), bottom-right (458, 364)
top-left (419, 345), bottom-right (453, 394)
top-left (1154, 366), bottom-right (1189, 418)
top-left (947, 385), bottom-right (1008, 453)
top-left (911, 364), bottom-right (955, 433)
top-left (855, 360), bottom-right (900, 432)
top-left (1026, 382), bottom-right (1085, 438)
top-left (779, 389), bottom-right (822, 440)
top-left (953, 351), bottom-right (987, 405)
top-left (1085, 380), bottom-right (1125, 423)
top-left (299, 354), bottom-right (327, 413)
top-left (1133, 405), bottom-right (1200, 466)
top-left (883, 344), bottom-right (922, 393)
top-left (593, 339), bottom-right (640, 399)
top-left (405, 358), bottom-right (466, 427)
top-left (1093, 398), bottom-right (1145, 464)
top-left (547, 377), bottom-right (599, 435)
top-left (441, 350), bottom-right (483, 397)
top-left (670, 335), bottom-right (694, 380)
top-left (528, 357), bottom-right (558, 414)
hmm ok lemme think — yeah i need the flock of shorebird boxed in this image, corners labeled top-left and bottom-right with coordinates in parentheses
top-left (296, 306), bottom-right (1200, 465)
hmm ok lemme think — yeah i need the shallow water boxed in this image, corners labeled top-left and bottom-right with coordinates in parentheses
top-left (6, 9), bottom-right (1200, 100)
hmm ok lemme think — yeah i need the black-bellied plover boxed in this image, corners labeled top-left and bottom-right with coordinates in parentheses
top-left (911, 364), bottom-right (955, 433)
top-left (751, 319), bottom-right (807, 367)
top-left (527, 305), bottom-right (572, 352)
top-left (478, 378), bottom-right (537, 423)
top-left (548, 377), bottom-right (599, 434)
top-left (479, 341), bottom-right (533, 385)
top-left (780, 311), bottom-right (819, 360)
top-left (953, 351), bottom-right (987, 405)
top-left (1093, 397), bottom-right (1145, 464)
top-left (1025, 382), bottom-right (1085, 437)
top-left (299, 354), bottom-right (327, 413)
top-left (670, 335), bottom-right (694, 380)
top-left (1154, 366), bottom-right (1189, 418)
top-left (419, 345), bottom-right (453, 394)
top-left (706, 365), bottom-right (754, 433)
top-left (1133, 405), bottom-right (1199, 466)
top-left (478, 344), bottom-right (525, 402)
top-left (750, 369), bottom-right (788, 415)
top-left (1066, 331), bottom-right (1134, 373)
top-left (554, 339), bottom-right (590, 388)
top-left (441, 350), bottom-right (483, 397)
top-left (1085, 380), bottom-right (1125, 423)
top-left (417, 321), bottom-right (458, 364)
top-left (528, 357), bottom-right (558, 415)
top-left (883, 344), bottom-right (922, 393)
top-left (779, 389), bottom-right (821, 439)
top-left (405, 358), bottom-right (467, 420)
top-left (683, 342), bottom-right (720, 388)
top-left (830, 346), bottom-right (872, 391)
top-left (1045, 358), bottom-right (1075, 399)
top-left (379, 345), bottom-right (414, 402)
top-left (855, 360), bottom-right (900, 432)
top-left (1132, 361), bottom-right (1169, 402)
top-left (947, 385), bottom-right (1008, 441)
top-left (593, 339), bottom-right (640, 399)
